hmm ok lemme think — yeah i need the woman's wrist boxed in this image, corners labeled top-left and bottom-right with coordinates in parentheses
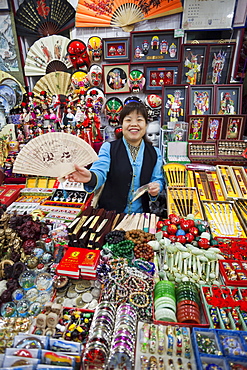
top-left (84, 171), bottom-right (97, 187)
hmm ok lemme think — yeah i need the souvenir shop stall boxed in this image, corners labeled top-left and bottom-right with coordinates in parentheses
top-left (1, 0), bottom-right (247, 369)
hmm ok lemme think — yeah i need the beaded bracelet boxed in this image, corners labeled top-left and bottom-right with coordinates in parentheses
top-left (105, 230), bottom-right (126, 244)
top-left (129, 291), bottom-right (150, 308)
top-left (133, 259), bottom-right (155, 275)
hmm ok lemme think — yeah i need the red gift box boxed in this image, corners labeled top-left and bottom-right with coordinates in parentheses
top-left (0, 185), bottom-right (23, 206)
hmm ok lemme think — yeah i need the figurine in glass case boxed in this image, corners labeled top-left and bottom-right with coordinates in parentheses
top-left (184, 52), bottom-right (202, 85)
top-left (212, 50), bottom-right (226, 84)
top-left (218, 92), bottom-right (235, 114)
top-left (165, 90), bottom-right (184, 121)
top-left (208, 119), bottom-right (219, 140)
top-left (193, 91), bottom-right (209, 114)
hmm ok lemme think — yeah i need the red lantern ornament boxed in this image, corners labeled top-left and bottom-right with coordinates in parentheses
top-left (180, 220), bottom-right (191, 231)
top-left (186, 219), bottom-right (195, 228)
top-left (167, 224), bottom-right (178, 235)
top-left (162, 230), bottom-right (169, 238)
top-left (176, 235), bottom-right (186, 244)
top-left (157, 220), bottom-right (165, 229)
top-left (189, 226), bottom-right (199, 237)
top-left (185, 233), bottom-right (195, 243)
top-left (198, 238), bottom-right (210, 249)
top-left (169, 213), bottom-right (181, 225)
top-left (168, 235), bottom-right (177, 243)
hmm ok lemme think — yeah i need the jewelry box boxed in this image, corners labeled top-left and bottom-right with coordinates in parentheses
top-left (216, 165), bottom-right (240, 200)
top-left (188, 143), bottom-right (217, 162)
top-left (217, 140), bottom-right (247, 159)
top-left (202, 200), bottom-right (246, 238)
top-left (167, 187), bottom-right (204, 219)
top-left (200, 285), bottom-right (247, 331)
top-left (26, 176), bottom-right (56, 188)
top-left (229, 166), bottom-right (247, 199)
top-left (194, 170), bottom-right (225, 202)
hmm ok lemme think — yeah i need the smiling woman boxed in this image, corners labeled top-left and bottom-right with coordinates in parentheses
top-left (66, 101), bottom-right (165, 214)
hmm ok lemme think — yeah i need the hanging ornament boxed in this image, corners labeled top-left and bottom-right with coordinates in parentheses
top-left (104, 97), bottom-right (123, 126)
top-left (88, 64), bottom-right (102, 87)
top-left (67, 39), bottom-right (90, 72)
top-left (87, 36), bottom-right (103, 63)
top-left (128, 70), bottom-right (145, 93)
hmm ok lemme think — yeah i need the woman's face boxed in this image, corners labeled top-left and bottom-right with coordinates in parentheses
top-left (122, 110), bottom-right (146, 146)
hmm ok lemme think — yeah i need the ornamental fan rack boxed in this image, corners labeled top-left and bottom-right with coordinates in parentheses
top-left (15, 0), bottom-right (76, 37)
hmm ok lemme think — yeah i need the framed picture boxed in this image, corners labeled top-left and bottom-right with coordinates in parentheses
top-left (103, 63), bottom-right (130, 94)
top-left (130, 29), bottom-right (181, 64)
top-left (182, 0), bottom-right (236, 30)
top-left (204, 43), bottom-right (236, 84)
top-left (180, 44), bottom-right (207, 85)
top-left (188, 85), bottom-right (214, 117)
top-left (225, 116), bottom-right (245, 140)
top-left (144, 64), bottom-right (179, 91)
top-left (0, 0), bottom-right (9, 11)
top-left (188, 115), bottom-right (207, 142)
top-left (206, 116), bottom-right (224, 141)
top-left (233, 0), bottom-right (247, 28)
top-left (0, 13), bottom-right (24, 84)
top-left (103, 37), bottom-right (129, 61)
top-left (162, 85), bottom-right (189, 124)
top-left (215, 84), bottom-right (242, 115)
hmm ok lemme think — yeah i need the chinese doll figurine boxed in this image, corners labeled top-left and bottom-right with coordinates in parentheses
top-left (165, 90), bottom-right (184, 121)
top-left (191, 119), bottom-right (202, 140)
top-left (108, 68), bottom-right (126, 90)
top-left (218, 92), bottom-right (235, 114)
top-left (193, 91), bottom-right (209, 114)
top-left (212, 50), bottom-right (226, 84)
top-left (226, 118), bottom-right (239, 139)
top-left (184, 52), bottom-right (202, 85)
top-left (208, 119), bottom-right (219, 140)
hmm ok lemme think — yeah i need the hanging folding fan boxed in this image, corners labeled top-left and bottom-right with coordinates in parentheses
top-left (24, 35), bottom-right (73, 77)
top-left (32, 71), bottom-right (74, 104)
top-left (15, 0), bottom-right (75, 37)
top-left (76, 0), bottom-right (183, 31)
top-left (13, 132), bottom-right (98, 179)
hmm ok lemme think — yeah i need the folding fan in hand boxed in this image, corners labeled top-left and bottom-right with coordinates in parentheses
top-left (24, 35), bottom-right (73, 77)
top-left (15, 0), bottom-right (75, 37)
top-left (13, 132), bottom-right (98, 180)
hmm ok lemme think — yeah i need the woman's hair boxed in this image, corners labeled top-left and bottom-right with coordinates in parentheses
top-left (119, 102), bottom-right (148, 125)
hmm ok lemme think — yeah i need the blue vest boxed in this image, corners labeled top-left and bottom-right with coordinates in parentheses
top-left (98, 138), bottom-right (157, 213)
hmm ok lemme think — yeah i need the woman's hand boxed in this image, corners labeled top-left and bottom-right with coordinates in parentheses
top-left (66, 164), bottom-right (92, 183)
top-left (148, 182), bottom-right (160, 197)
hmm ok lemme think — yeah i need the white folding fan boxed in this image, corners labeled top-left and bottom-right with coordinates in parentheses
top-left (32, 71), bottom-right (74, 104)
top-left (24, 35), bottom-right (73, 77)
top-left (13, 132), bottom-right (98, 180)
